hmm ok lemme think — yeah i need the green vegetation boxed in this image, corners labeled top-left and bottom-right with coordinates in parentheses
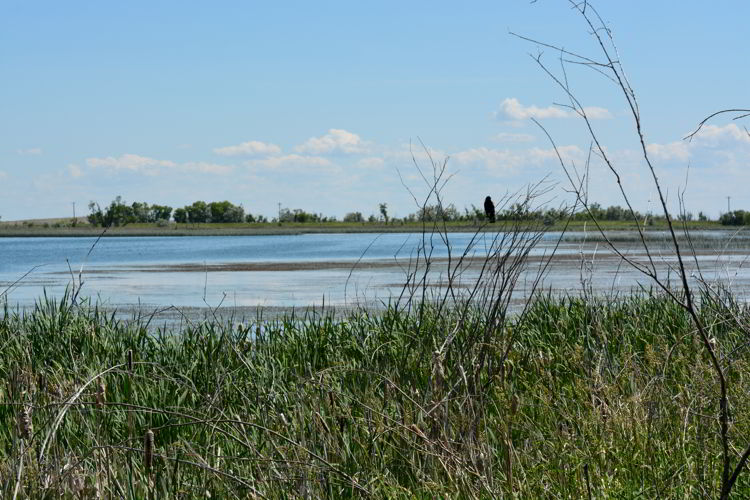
top-left (88, 197), bottom-right (262, 227)
top-left (2, 291), bottom-right (749, 497)
top-left (87, 197), bottom-right (174, 227)
top-left (720, 210), bottom-right (750, 226)
top-left (80, 195), bottom-right (724, 229)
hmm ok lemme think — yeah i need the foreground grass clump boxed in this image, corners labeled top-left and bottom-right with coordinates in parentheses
top-left (1, 293), bottom-right (749, 497)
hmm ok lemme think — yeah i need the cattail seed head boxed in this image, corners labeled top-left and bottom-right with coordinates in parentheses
top-left (69, 470), bottom-right (83, 496)
top-left (18, 406), bottom-right (32, 439)
top-left (144, 429), bottom-right (154, 472)
top-left (127, 349), bottom-right (133, 372)
top-left (431, 350), bottom-right (445, 396)
top-left (96, 381), bottom-right (106, 408)
top-left (510, 394), bottom-right (519, 416)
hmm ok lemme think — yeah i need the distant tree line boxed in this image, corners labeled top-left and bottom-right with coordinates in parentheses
top-left (88, 197), bottom-right (173, 227)
top-left (88, 197), bottom-right (266, 227)
top-left (396, 202), bottom-right (715, 225)
top-left (86, 196), bottom-right (720, 227)
top-left (719, 210), bottom-right (750, 226)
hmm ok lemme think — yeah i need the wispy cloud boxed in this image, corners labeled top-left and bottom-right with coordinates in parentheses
top-left (646, 142), bottom-right (690, 162)
top-left (246, 154), bottom-right (333, 170)
top-left (687, 123), bottom-right (750, 145)
top-left (87, 154), bottom-right (176, 172)
top-left (493, 132), bottom-right (535, 143)
top-left (453, 145), bottom-right (582, 172)
top-left (17, 147), bottom-right (42, 155)
top-left (86, 154), bottom-right (233, 176)
top-left (68, 164), bottom-right (84, 178)
top-left (213, 140), bottom-right (281, 156)
top-left (356, 157), bottom-right (385, 168)
top-left (294, 129), bottom-right (368, 154)
top-left (497, 98), bottom-right (612, 121)
top-left (498, 98), bottom-right (568, 120)
top-left (182, 162), bottom-right (234, 175)
top-left (583, 106), bottom-right (612, 119)
top-left (646, 124), bottom-right (750, 163)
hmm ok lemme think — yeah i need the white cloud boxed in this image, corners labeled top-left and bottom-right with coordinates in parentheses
top-left (527, 145), bottom-right (583, 163)
top-left (356, 157), bottom-right (385, 168)
top-left (645, 124), bottom-right (750, 164)
top-left (385, 144), bottom-right (448, 165)
top-left (498, 98), bottom-right (569, 120)
top-left (294, 129), bottom-right (368, 154)
top-left (453, 145), bottom-right (583, 174)
top-left (497, 98), bottom-right (611, 121)
top-left (646, 142), bottom-right (691, 162)
top-left (688, 123), bottom-right (750, 145)
top-left (493, 132), bottom-right (535, 143)
top-left (213, 140), bottom-right (281, 156)
top-left (86, 154), bottom-right (233, 176)
top-left (17, 148), bottom-right (42, 155)
top-left (68, 164), bottom-right (84, 178)
top-left (247, 154), bottom-right (333, 170)
top-left (453, 148), bottom-right (518, 171)
top-left (87, 154), bottom-right (176, 172)
top-left (583, 106), bottom-right (613, 119)
top-left (182, 162), bottom-right (234, 175)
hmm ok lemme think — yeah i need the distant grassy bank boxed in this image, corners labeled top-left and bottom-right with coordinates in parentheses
top-left (1, 292), bottom-right (749, 497)
top-left (0, 217), bottom-right (725, 237)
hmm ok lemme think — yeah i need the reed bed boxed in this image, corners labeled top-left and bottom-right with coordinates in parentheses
top-left (1, 289), bottom-right (749, 498)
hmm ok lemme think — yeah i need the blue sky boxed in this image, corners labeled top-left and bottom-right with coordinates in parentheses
top-left (2, 1), bottom-right (749, 221)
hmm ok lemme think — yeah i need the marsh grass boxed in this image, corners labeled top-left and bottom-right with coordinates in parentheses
top-left (1, 289), bottom-right (749, 498)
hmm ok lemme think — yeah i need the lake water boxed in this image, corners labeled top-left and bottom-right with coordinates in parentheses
top-left (2, 231), bottom-right (750, 316)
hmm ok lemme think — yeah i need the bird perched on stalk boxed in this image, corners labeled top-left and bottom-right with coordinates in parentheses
top-left (484, 196), bottom-right (496, 223)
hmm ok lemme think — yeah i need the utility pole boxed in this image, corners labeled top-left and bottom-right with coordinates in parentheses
top-left (278, 202), bottom-right (282, 222)
top-left (72, 202), bottom-right (76, 225)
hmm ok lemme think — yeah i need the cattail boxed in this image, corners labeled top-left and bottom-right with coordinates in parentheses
top-left (127, 349), bottom-right (133, 372)
top-left (18, 406), bottom-right (32, 439)
top-left (68, 470), bottom-right (83, 497)
top-left (91, 478), bottom-right (101, 500)
top-left (37, 372), bottom-right (47, 394)
top-left (96, 381), bottom-right (106, 408)
top-left (144, 429), bottom-right (154, 472)
top-left (510, 394), bottom-right (519, 416)
top-left (410, 423), bottom-right (428, 441)
top-left (431, 350), bottom-right (445, 397)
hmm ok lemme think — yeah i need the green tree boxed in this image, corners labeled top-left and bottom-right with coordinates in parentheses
top-left (209, 201), bottom-right (245, 223)
top-left (343, 212), bottom-right (363, 223)
top-left (130, 202), bottom-right (150, 223)
top-left (379, 203), bottom-right (389, 224)
top-left (173, 207), bottom-right (188, 223)
top-left (720, 210), bottom-right (750, 226)
top-left (186, 201), bottom-right (210, 223)
top-left (149, 204), bottom-right (173, 222)
top-left (87, 201), bottom-right (105, 226)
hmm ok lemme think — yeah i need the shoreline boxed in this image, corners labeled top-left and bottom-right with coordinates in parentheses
top-left (0, 220), bottom-right (729, 237)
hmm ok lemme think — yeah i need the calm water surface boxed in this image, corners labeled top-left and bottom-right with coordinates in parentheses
top-left (2, 232), bottom-right (749, 312)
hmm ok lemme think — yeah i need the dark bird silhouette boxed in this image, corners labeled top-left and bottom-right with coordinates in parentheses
top-left (484, 196), bottom-right (495, 223)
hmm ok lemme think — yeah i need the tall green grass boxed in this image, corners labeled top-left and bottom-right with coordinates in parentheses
top-left (1, 291), bottom-right (749, 497)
